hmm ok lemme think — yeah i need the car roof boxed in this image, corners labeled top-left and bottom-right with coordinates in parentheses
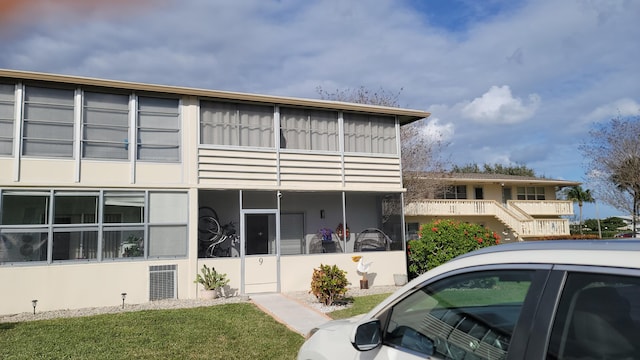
top-left (417, 239), bottom-right (640, 280)
top-left (458, 239), bottom-right (640, 259)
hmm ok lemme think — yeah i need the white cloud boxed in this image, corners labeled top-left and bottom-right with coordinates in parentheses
top-left (460, 85), bottom-right (540, 124)
top-left (584, 98), bottom-right (640, 122)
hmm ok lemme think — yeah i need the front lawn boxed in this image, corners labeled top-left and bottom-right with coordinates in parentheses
top-left (0, 293), bottom-right (392, 359)
top-left (0, 303), bottom-right (303, 360)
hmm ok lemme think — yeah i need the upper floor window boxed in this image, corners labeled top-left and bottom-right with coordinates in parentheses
top-left (137, 97), bottom-right (180, 162)
top-left (200, 100), bottom-right (274, 148)
top-left (517, 186), bottom-right (545, 200)
top-left (280, 107), bottom-right (338, 151)
top-left (344, 113), bottom-right (396, 154)
top-left (23, 86), bottom-right (74, 158)
top-left (0, 84), bottom-right (14, 156)
top-left (82, 91), bottom-right (129, 160)
top-left (438, 185), bottom-right (468, 199)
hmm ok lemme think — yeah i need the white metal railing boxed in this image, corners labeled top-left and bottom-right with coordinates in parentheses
top-left (405, 200), bottom-right (571, 238)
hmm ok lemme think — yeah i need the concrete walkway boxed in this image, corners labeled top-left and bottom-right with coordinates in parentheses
top-left (250, 293), bottom-right (332, 336)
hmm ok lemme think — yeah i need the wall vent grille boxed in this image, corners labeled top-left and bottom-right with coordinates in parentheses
top-left (149, 265), bottom-right (177, 301)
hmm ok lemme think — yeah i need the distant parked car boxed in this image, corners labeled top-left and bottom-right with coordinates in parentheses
top-left (298, 240), bottom-right (640, 360)
top-left (614, 232), bottom-right (635, 238)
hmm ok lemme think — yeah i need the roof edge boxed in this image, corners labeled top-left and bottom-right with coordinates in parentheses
top-left (0, 68), bottom-right (430, 124)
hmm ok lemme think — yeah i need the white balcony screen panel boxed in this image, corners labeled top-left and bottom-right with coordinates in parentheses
top-left (148, 192), bottom-right (188, 223)
top-left (280, 107), bottom-right (338, 151)
top-left (22, 86), bottom-right (74, 157)
top-left (200, 101), bottom-right (274, 148)
top-left (344, 113), bottom-right (396, 155)
top-left (83, 92), bottom-right (129, 159)
top-left (148, 225), bottom-right (187, 257)
top-left (0, 84), bottom-right (14, 155)
top-left (137, 97), bottom-right (180, 162)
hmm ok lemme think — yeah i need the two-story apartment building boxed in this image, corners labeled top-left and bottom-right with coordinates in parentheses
top-left (0, 69), bottom-right (430, 315)
top-left (405, 173), bottom-right (580, 242)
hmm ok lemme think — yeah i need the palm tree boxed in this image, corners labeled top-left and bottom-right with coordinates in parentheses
top-left (564, 186), bottom-right (595, 234)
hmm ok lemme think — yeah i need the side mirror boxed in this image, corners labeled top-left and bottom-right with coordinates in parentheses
top-left (352, 320), bottom-right (382, 351)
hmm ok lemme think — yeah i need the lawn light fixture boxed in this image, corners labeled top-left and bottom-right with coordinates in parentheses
top-left (32, 299), bottom-right (37, 314)
top-left (121, 293), bottom-right (127, 309)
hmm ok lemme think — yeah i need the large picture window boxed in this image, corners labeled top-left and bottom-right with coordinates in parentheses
top-left (280, 107), bottom-right (338, 151)
top-left (200, 100), bottom-right (274, 148)
top-left (344, 113), bottom-right (396, 154)
top-left (0, 190), bottom-right (188, 264)
top-left (22, 86), bottom-right (75, 157)
top-left (82, 91), bottom-right (130, 160)
top-left (0, 84), bottom-right (14, 156)
top-left (137, 97), bottom-right (180, 162)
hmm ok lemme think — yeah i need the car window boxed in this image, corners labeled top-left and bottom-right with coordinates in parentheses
top-left (383, 270), bottom-right (535, 359)
top-left (546, 272), bottom-right (640, 360)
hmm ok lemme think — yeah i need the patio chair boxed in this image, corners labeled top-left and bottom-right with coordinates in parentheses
top-left (353, 228), bottom-right (391, 252)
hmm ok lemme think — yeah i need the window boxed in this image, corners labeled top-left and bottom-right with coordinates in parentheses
top-left (280, 107), bottom-right (338, 151)
top-left (52, 192), bottom-right (99, 261)
top-left (137, 96), bottom-right (180, 161)
top-left (82, 91), bottom-right (130, 160)
top-left (516, 186), bottom-right (545, 200)
top-left (200, 100), bottom-right (274, 148)
top-left (148, 192), bottom-right (188, 257)
top-left (438, 185), bottom-right (467, 199)
top-left (383, 270), bottom-right (535, 359)
top-left (1, 191), bottom-right (50, 225)
top-left (344, 113), bottom-right (396, 154)
top-left (546, 272), bottom-right (640, 360)
top-left (22, 86), bottom-right (75, 157)
top-left (406, 222), bottom-right (420, 241)
top-left (0, 190), bottom-right (188, 264)
top-left (0, 231), bottom-right (48, 262)
top-left (0, 83), bottom-right (14, 155)
top-left (104, 192), bottom-right (144, 223)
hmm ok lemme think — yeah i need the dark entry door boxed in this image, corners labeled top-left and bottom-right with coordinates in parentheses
top-left (242, 211), bottom-right (278, 293)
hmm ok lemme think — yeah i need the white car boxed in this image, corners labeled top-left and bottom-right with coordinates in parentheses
top-left (297, 240), bottom-right (640, 359)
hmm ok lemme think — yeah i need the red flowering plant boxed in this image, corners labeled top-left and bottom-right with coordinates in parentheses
top-left (407, 219), bottom-right (500, 278)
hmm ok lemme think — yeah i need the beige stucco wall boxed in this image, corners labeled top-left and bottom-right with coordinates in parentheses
top-left (1, 260), bottom-right (191, 315)
top-left (280, 251), bottom-right (407, 292)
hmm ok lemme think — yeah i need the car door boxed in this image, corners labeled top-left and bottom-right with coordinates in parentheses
top-left (520, 266), bottom-right (640, 360)
top-left (366, 265), bottom-right (552, 360)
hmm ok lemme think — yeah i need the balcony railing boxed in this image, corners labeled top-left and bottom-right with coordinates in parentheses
top-left (404, 200), bottom-right (573, 238)
top-left (508, 200), bottom-right (574, 215)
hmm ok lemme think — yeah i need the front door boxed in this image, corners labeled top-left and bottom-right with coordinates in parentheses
top-left (502, 187), bottom-right (512, 205)
top-left (242, 211), bottom-right (278, 294)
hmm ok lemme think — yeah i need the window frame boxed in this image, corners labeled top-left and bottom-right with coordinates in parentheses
top-left (136, 95), bottom-right (181, 162)
top-left (22, 85), bottom-right (76, 158)
top-left (343, 112), bottom-right (397, 155)
top-left (200, 99), bottom-right (275, 148)
top-left (81, 90), bottom-right (130, 160)
top-left (0, 189), bottom-right (189, 264)
top-left (279, 106), bottom-right (339, 152)
top-left (0, 83), bottom-right (15, 156)
top-left (517, 186), bottom-right (546, 200)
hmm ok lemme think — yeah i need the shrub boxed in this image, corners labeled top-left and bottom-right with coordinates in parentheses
top-left (194, 264), bottom-right (230, 290)
top-left (407, 219), bottom-right (500, 278)
top-left (310, 264), bottom-right (350, 306)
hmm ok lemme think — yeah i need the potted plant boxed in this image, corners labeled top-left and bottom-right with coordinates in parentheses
top-left (194, 264), bottom-right (230, 299)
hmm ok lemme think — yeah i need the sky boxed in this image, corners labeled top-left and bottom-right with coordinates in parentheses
top-left (0, 0), bottom-right (638, 220)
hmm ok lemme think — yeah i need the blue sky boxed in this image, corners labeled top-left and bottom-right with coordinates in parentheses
top-left (1, 0), bottom-right (638, 220)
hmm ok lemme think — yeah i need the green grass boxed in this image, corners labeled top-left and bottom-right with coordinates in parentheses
top-left (0, 304), bottom-right (304, 360)
top-left (328, 293), bottom-right (392, 319)
top-left (0, 293), bottom-right (394, 360)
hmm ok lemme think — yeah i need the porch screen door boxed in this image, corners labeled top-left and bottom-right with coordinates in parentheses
top-left (242, 211), bottom-right (278, 293)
